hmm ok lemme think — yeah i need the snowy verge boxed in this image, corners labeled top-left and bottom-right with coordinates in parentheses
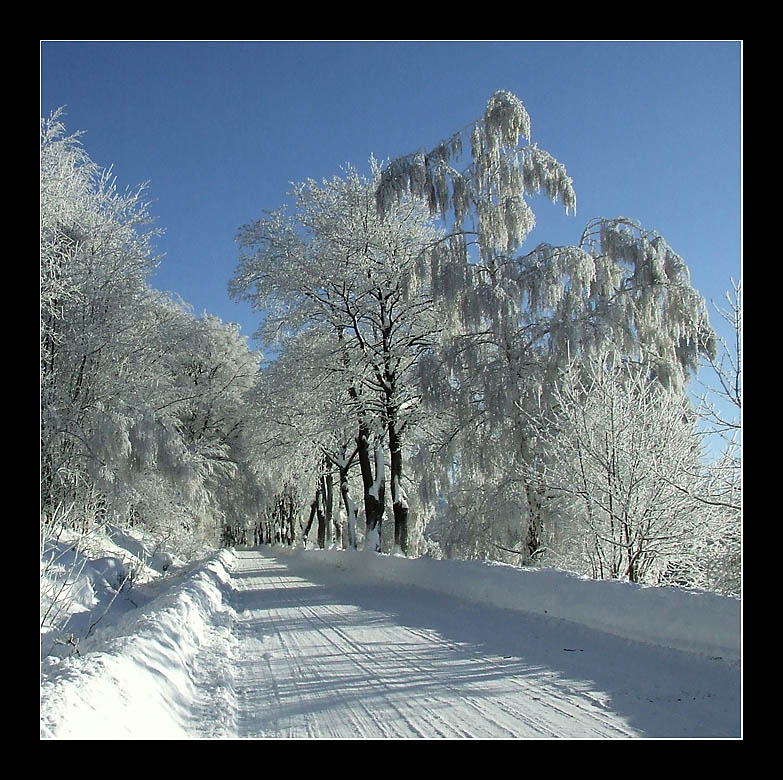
top-left (270, 547), bottom-right (741, 662)
top-left (41, 524), bottom-right (185, 662)
top-left (40, 548), bottom-right (237, 739)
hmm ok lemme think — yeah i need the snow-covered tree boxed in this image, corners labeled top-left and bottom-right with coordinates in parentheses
top-left (150, 307), bottom-right (262, 549)
top-left (696, 279), bottom-right (741, 518)
top-left (698, 279), bottom-right (741, 442)
top-left (232, 162), bottom-right (445, 554)
top-left (238, 325), bottom-right (361, 549)
top-left (41, 111), bottom-right (163, 528)
top-left (41, 113), bottom-right (263, 559)
top-left (376, 92), bottom-right (717, 565)
top-left (376, 90), bottom-right (576, 266)
top-left (529, 360), bottom-right (708, 584)
top-left (675, 279), bottom-right (741, 595)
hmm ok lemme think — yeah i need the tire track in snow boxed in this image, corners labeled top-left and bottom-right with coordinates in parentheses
top-left (270, 563), bottom-right (637, 738)
top-left (400, 625), bottom-right (636, 738)
top-left (202, 549), bottom-right (643, 738)
top-left (287, 596), bottom-right (530, 738)
top-left (276, 585), bottom-right (479, 738)
top-left (384, 622), bottom-right (619, 739)
top-left (227, 553), bottom-right (427, 738)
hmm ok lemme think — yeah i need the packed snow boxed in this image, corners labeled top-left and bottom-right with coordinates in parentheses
top-left (40, 529), bottom-right (741, 739)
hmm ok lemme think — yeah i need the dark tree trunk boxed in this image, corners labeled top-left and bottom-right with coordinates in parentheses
top-left (339, 464), bottom-right (359, 549)
top-left (343, 315), bottom-right (384, 550)
top-left (524, 481), bottom-right (544, 562)
top-left (319, 469), bottom-right (333, 549)
top-left (356, 425), bottom-right (384, 550)
top-left (388, 418), bottom-right (409, 555)
top-left (316, 499), bottom-right (326, 549)
top-left (304, 494), bottom-right (318, 544)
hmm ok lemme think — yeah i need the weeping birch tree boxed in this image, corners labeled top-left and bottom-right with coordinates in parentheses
top-left (376, 91), bottom-right (717, 564)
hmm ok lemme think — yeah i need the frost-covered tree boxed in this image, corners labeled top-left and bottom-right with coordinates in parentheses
top-left (376, 90), bottom-right (576, 265)
top-left (698, 279), bottom-right (741, 441)
top-left (239, 325), bottom-right (363, 550)
top-left (150, 308), bottom-right (262, 549)
top-left (529, 360), bottom-right (708, 584)
top-left (670, 279), bottom-right (741, 595)
top-left (377, 92), bottom-right (717, 564)
top-left (41, 111), bottom-right (163, 527)
top-left (696, 279), bottom-right (741, 520)
top-left (41, 112), bottom-right (263, 559)
top-left (232, 163), bottom-right (445, 554)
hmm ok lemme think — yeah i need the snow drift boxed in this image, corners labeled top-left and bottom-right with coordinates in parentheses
top-left (40, 550), bottom-right (236, 739)
top-left (273, 548), bottom-right (741, 661)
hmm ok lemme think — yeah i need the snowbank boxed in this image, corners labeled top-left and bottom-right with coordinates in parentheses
top-left (40, 550), bottom-right (236, 739)
top-left (274, 548), bottom-right (742, 661)
top-left (40, 525), bottom-right (186, 662)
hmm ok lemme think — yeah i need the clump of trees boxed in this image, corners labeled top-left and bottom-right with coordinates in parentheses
top-left (231, 91), bottom-right (739, 594)
top-left (41, 90), bottom-right (740, 599)
top-left (40, 111), bottom-right (264, 567)
top-left (231, 162), bottom-right (447, 554)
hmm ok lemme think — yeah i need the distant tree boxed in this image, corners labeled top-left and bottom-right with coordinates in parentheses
top-left (156, 310), bottom-right (262, 550)
top-left (240, 326), bottom-right (360, 549)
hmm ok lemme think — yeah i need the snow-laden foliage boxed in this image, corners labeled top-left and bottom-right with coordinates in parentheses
top-left (227, 90), bottom-right (735, 593)
top-left (419, 227), bottom-right (707, 564)
top-left (578, 218), bottom-right (717, 388)
top-left (527, 361), bottom-right (709, 585)
top-left (697, 279), bottom-right (741, 457)
top-left (232, 162), bottom-right (447, 554)
top-left (41, 113), bottom-right (264, 579)
top-left (42, 111), bottom-right (161, 524)
top-left (376, 90), bottom-right (575, 265)
top-left (373, 92), bottom-right (729, 588)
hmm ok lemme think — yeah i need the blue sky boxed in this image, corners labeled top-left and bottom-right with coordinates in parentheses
top-left (41, 41), bottom-right (741, 350)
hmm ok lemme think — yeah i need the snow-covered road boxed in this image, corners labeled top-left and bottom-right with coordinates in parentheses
top-left (185, 550), bottom-right (740, 739)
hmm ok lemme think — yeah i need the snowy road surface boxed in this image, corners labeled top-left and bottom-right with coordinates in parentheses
top-left (41, 547), bottom-right (741, 739)
top-left (185, 549), bottom-right (739, 739)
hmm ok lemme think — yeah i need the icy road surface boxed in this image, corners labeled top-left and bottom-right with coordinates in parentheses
top-left (185, 549), bottom-right (740, 739)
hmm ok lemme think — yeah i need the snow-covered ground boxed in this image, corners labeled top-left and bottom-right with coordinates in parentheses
top-left (40, 532), bottom-right (741, 739)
